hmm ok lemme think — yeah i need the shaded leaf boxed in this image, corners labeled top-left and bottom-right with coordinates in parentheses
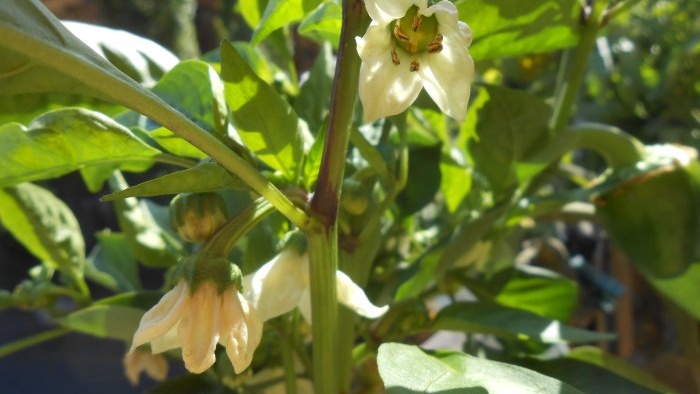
top-left (85, 231), bottom-right (142, 292)
top-left (396, 144), bottom-right (442, 216)
top-left (58, 304), bottom-right (143, 342)
top-left (648, 263), bottom-right (700, 321)
top-left (0, 183), bottom-right (85, 282)
top-left (468, 86), bottom-right (553, 197)
top-left (378, 343), bottom-right (583, 394)
top-left (431, 301), bottom-right (615, 344)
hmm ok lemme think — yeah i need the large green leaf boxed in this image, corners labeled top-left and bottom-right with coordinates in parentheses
top-left (0, 109), bottom-right (160, 191)
top-left (647, 263), bottom-right (700, 321)
top-left (468, 86), bottom-right (553, 197)
top-left (220, 40), bottom-right (304, 178)
top-left (252, 0), bottom-right (323, 45)
top-left (378, 343), bottom-right (583, 393)
top-left (431, 301), bottom-right (615, 344)
top-left (457, 0), bottom-right (581, 61)
top-left (396, 144), bottom-right (443, 216)
top-left (58, 304), bottom-right (143, 342)
top-left (151, 60), bottom-right (227, 136)
top-left (517, 347), bottom-right (672, 394)
top-left (102, 161), bottom-right (245, 201)
top-left (0, 183), bottom-right (84, 283)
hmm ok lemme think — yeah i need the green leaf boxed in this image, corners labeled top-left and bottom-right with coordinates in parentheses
top-left (468, 86), bottom-right (553, 197)
top-left (396, 144), bottom-right (443, 216)
top-left (494, 266), bottom-right (578, 322)
top-left (238, 0), bottom-right (270, 29)
top-left (431, 301), bottom-right (615, 344)
top-left (220, 40), bottom-right (304, 178)
top-left (295, 43), bottom-right (335, 133)
top-left (647, 263), bottom-right (700, 321)
top-left (252, 0), bottom-right (323, 45)
top-left (102, 161), bottom-right (246, 201)
top-left (378, 343), bottom-right (583, 393)
top-left (149, 127), bottom-right (207, 159)
top-left (0, 183), bottom-right (85, 282)
top-left (85, 231), bottom-right (142, 292)
top-left (110, 174), bottom-right (183, 268)
top-left (458, 0), bottom-right (581, 61)
top-left (58, 304), bottom-right (143, 342)
top-left (440, 154), bottom-right (472, 213)
top-left (0, 109), bottom-right (160, 189)
top-left (517, 346), bottom-right (673, 394)
top-left (298, 0), bottom-right (342, 49)
top-left (151, 60), bottom-right (226, 135)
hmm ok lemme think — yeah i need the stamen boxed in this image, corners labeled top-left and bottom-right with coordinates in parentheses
top-left (394, 24), bottom-right (410, 42)
top-left (412, 15), bottom-right (422, 32)
top-left (391, 48), bottom-right (400, 66)
top-left (428, 34), bottom-right (443, 53)
top-left (410, 60), bottom-right (420, 72)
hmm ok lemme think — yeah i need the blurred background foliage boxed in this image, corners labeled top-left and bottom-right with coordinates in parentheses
top-left (0, 0), bottom-right (699, 393)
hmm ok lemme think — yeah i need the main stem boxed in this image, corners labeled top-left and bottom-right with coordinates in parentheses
top-left (307, 1), bottom-right (367, 393)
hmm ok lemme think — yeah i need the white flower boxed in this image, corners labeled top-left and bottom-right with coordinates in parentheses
top-left (243, 249), bottom-right (388, 322)
top-left (123, 348), bottom-right (168, 385)
top-left (357, 0), bottom-right (474, 122)
top-left (129, 280), bottom-right (263, 374)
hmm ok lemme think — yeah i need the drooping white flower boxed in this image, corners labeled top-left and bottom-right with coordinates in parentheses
top-left (123, 348), bottom-right (168, 385)
top-left (357, 0), bottom-right (474, 122)
top-left (129, 280), bottom-right (263, 374)
top-left (243, 249), bottom-right (388, 322)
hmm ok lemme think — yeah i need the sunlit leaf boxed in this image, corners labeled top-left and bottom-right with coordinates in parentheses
top-left (378, 343), bottom-right (583, 393)
top-left (298, 0), bottom-right (342, 48)
top-left (0, 109), bottom-right (160, 189)
top-left (252, 0), bottom-right (323, 45)
top-left (458, 0), bottom-right (581, 61)
top-left (220, 40), bottom-right (304, 178)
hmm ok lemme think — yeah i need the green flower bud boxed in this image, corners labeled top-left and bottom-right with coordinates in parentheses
top-left (595, 145), bottom-right (700, 278)
top-left (169, 192), bottom-right (229, 244)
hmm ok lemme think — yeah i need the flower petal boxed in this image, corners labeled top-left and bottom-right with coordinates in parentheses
top-left (243, 249), bottom-right (307, 321)
top-left (357, 25), bottom-right (422, 122)
top-left (177, 282), bottom-right (220, 373)
top-left (336, 270), bottom-right (388, 319)
top-left (297, 288), bottom-right (313, 324)
top-left (150, 325), bottom-right (179, 354)
top-left (130, 281), bottom-right (188, 351)
top-left (221, 291), bottom-right (263, 374)
top-left (364, 0), bottom-right (422, 25)
top-left (418, 3), bottom-right (474, 122)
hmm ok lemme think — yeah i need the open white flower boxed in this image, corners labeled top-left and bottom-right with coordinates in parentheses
top-left (243, 249), bottom-right (388, 322)
top-left (357, 0), bottom-right (474, 122)
top-left (129, 280), bottom-right (263, 374)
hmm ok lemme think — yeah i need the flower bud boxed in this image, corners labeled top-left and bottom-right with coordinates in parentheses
top-left (595, 145), bottom-right (700, 278)
top-left (169, 192), bottom-right (229, 243)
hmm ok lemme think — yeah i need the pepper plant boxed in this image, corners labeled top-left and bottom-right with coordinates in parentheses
top-left (0, 0), bottom-right (698, 393)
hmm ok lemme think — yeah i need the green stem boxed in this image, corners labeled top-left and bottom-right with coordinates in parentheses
top-left (305, 2), bottom-right (368, 393)
top-left (548, 1), bottom-right (607, 134)
top-left (278, 319), bottom-right (298, 394)
top-left (567, 123), bottom-right (646, 169)
top-left (306, 226), bottom-right (339, 394)
top-left (0, 327), bottom-right (70, 358)
top-left (201, 197), bottom-right (275, 257)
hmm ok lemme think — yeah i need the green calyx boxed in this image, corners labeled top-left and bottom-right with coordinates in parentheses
top-left (171, 253), bottom-right (243, 295)
top-left (391, 6), bottom-right (441, 55)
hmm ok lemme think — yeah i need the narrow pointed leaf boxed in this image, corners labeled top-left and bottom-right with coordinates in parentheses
top-left (101, 161), bottom-right (245, 201)
top-left (431, 301), bottom-right (615, 344)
